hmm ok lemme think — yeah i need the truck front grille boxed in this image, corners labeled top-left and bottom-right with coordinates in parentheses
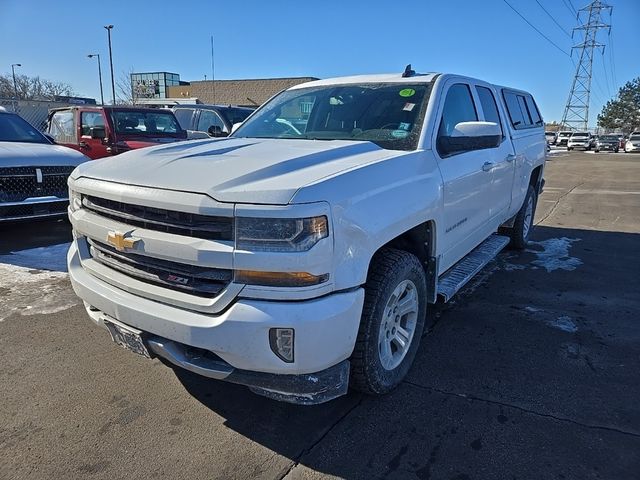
top-left (83, 196), bottom-right (233, 241)
top-left (88, 239), bottom-right (232, 297)
top-left (0, 166), bottom-right (74, 203)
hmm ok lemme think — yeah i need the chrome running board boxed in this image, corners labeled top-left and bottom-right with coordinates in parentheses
top-left (437, 234), bottom-right (510, 302)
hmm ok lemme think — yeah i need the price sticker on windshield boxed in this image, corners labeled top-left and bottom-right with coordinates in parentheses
top-left (399, 88), bottom-right (416, 97)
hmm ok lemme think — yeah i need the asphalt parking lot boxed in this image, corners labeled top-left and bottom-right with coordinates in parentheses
top-left (1, 149), bottom-right (639, 480)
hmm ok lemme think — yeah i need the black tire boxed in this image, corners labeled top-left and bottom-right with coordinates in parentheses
top-left (615, 148), bottom-right (619, 153)
top-left (567, 147), bottom-right (572, 151)
top-left (350, 248), bottom-right (427, 395)
top-left (594, 149), bottom-right (599, 153)
top-left (507, 185), bottom-right (537, 250)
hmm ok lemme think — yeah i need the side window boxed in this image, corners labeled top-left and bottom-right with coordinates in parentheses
top-left (476, 86), bottom-right (503, 135)
top-left (525, 95), bottom-right (542, 125)
top-left (173, 108), bottom-right (194, 130)
top-left (80, 111), bottom-right (105, 136)
top-left (503, 90), bottom-right (541, 130)
top-left (436, 84), bottom-right (477, 156)
top-left (49, 111), bottom-right (76, 143)
top-left (438, 84), bottom-right (478, 138)
top-left (197, 110), bottom-right (225, 133)
top-left (516, 96), bottom-right (532, 126)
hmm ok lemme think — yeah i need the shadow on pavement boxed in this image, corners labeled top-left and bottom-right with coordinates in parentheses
top-left (173, 225), bottom-right (640, 479)
top-left (0, 218), bottom-right (72, 255)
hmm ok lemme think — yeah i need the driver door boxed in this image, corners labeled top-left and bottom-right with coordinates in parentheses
top-left (78, 110), bottom-right (109, 159)
top-left (435, 82), bottom-right (495, 272)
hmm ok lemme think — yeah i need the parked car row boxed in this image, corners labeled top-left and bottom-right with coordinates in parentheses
top-left (545, 130), bottom-right (640, 153)
top-left (1, 102), bottom-right (256, 223)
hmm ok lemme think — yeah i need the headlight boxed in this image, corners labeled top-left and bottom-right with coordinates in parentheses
top-left (236, 216), bottom-right (328, 252)
top-left (69, 189), bottom-right (82, 212)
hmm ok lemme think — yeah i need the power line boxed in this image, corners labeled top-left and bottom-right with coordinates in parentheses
top-left (608, 29), bottom-right (617, 91)
top-left (534, 0), bottom-right (572, 38)
top-left (568, 0), bottom-right (578, 15)
top-left (501, 0), bottom-right (571, 57)
top-left (600, 50), bottom-right (611, 98)
top-left (561, 0), bottom-right (576, 17)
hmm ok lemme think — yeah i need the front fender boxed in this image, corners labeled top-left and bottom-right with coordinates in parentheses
top-left (294, 151), bottom-right (442, 290)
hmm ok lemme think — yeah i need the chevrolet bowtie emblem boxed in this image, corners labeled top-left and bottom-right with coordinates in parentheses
top-left (107, 231), bottom-right (139, 251)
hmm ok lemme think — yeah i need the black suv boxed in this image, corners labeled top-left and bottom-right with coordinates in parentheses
top-left (172, 105), bottom-right (254, 139)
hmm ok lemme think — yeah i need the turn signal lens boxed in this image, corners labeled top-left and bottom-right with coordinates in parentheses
top-left (235, 270), bottom-right (329, 287)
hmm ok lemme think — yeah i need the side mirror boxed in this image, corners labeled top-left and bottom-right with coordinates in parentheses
top-left (90, 126), bottom-right (107, 140)
top-left (438, 121), bottom-right (502, 156)
top-left (231, 122), bottom-right (243, 134)
top-left (207, 125), bottom-right (228, 137)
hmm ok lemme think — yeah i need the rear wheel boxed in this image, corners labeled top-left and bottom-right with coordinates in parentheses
top-left (594, 149), bottom-right (600, 153)
top-left (350, 248), bottom-right (427, 395)
top-left (506, 185), bottom-right (537, 250)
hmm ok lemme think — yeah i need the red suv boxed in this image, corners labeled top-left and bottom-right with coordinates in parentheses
top-left (47, 106), bottom-right (187, 159)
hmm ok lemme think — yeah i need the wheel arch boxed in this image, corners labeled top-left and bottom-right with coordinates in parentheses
top-left (367, 220), bottom-right (438, 303)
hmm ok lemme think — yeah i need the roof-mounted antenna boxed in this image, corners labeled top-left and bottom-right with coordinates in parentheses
top-left (402, 64), bottom-right (415, 78)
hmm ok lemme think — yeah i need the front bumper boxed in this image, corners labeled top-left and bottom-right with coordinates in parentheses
top-left (68, 241), bottom-right (365, 403)
top-left (0, 198), bottom-right (69, 222)
top-left (626, 143), bottom-right (640, 152)
top-left (567, 142), bottom-right (590, 149)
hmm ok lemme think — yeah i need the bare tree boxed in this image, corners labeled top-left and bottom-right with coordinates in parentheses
top-left (116, 68), bottom-right (135, 105)
top-left (0, 73), bottom-right (74, 100)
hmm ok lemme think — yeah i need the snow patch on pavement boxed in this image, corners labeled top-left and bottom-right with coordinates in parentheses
top-left (547, 315), bottom-right (578, 333)
top-left (527, 237), bottom-right (583, 272)
top-left (0, 243), bottom-right (78, 321)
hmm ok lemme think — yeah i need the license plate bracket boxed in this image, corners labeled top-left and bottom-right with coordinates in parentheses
top-left (102, 316), bottom-right (151, 358)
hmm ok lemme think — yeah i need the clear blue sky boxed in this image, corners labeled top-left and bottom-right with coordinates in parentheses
top-left (1, 0), bottom-right (638, 126)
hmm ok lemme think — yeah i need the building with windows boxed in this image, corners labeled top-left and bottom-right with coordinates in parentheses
top-left (166, 77), bottom-right (318, 107)
top-left (130, 72), bottom-right (183, 100)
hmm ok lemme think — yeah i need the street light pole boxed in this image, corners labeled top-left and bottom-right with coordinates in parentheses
top-left (87, 54), bottom-right (104, 105)
top-left (104, 25), bottom-right (116, 105)
top-left (11, 63), bottom-right (22, 100)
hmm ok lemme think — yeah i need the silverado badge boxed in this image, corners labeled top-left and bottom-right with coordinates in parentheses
top-left (107, 231), bottom-right (139, 252)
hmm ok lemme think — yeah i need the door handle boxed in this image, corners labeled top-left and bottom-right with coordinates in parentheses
top-left (506, 154), bottom-right (517, 162)
top-left (482, 161), bottom-right (495, 172)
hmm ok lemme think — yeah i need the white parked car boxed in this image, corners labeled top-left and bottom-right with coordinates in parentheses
top-left (67, 68), bottom-right (546, 404)
top-left (1, 110), bottom-right (88, 222)
top-left (624, 133), bottom-right (640, 153)
top-left (567, 132), bottom-right (592, 151)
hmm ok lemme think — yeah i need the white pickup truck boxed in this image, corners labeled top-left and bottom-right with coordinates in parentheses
top-left (67, 68), bottom-right (545, 404)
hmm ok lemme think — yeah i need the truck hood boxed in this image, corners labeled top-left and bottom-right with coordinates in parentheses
top-left (72, 137), bottom-right (407, 204)
top-left (0, 141), bottom-right (88, 167)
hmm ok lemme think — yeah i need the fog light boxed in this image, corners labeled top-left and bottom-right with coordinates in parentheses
top-left (269, 328), bottom-right (294, 363)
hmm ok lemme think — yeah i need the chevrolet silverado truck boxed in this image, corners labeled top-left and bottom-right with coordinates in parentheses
top-left (67, 68), bottom-right (545, 404)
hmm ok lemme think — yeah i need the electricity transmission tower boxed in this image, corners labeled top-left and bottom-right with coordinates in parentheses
top-left (561, 0), bottom-right (612, 131)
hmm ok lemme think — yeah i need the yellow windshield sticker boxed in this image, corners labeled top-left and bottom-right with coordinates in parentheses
top-left (399, 88), bottom-right (416, 97)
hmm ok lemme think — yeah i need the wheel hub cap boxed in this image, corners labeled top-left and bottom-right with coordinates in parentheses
top-left (378, 279), bottom-right (419, 371)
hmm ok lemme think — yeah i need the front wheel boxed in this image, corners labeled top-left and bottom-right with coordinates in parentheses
top-left (507, 185), bottom-right (537, 250)
top-left (350, 248), bottom-right (427, 395)
top-left (594, 149), bottom-right (600, 153)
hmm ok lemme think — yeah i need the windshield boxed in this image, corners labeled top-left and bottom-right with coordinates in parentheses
top-left (220, 107), bottom-right (254, 125)
top-left (233, 83), bottom-right (432, 151)
top-left (600, 136), bottom-right (618, 141)
top-left (559, 132), bottom-right (571, 137)
top-left (631, 135), bottom-right (640, 141)
top-left (0, 113), bottom-right (49, 144)
top-left (110, 111), bottom-right (182, 135)
top-left (572, 133), bottom-right (589, 137)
